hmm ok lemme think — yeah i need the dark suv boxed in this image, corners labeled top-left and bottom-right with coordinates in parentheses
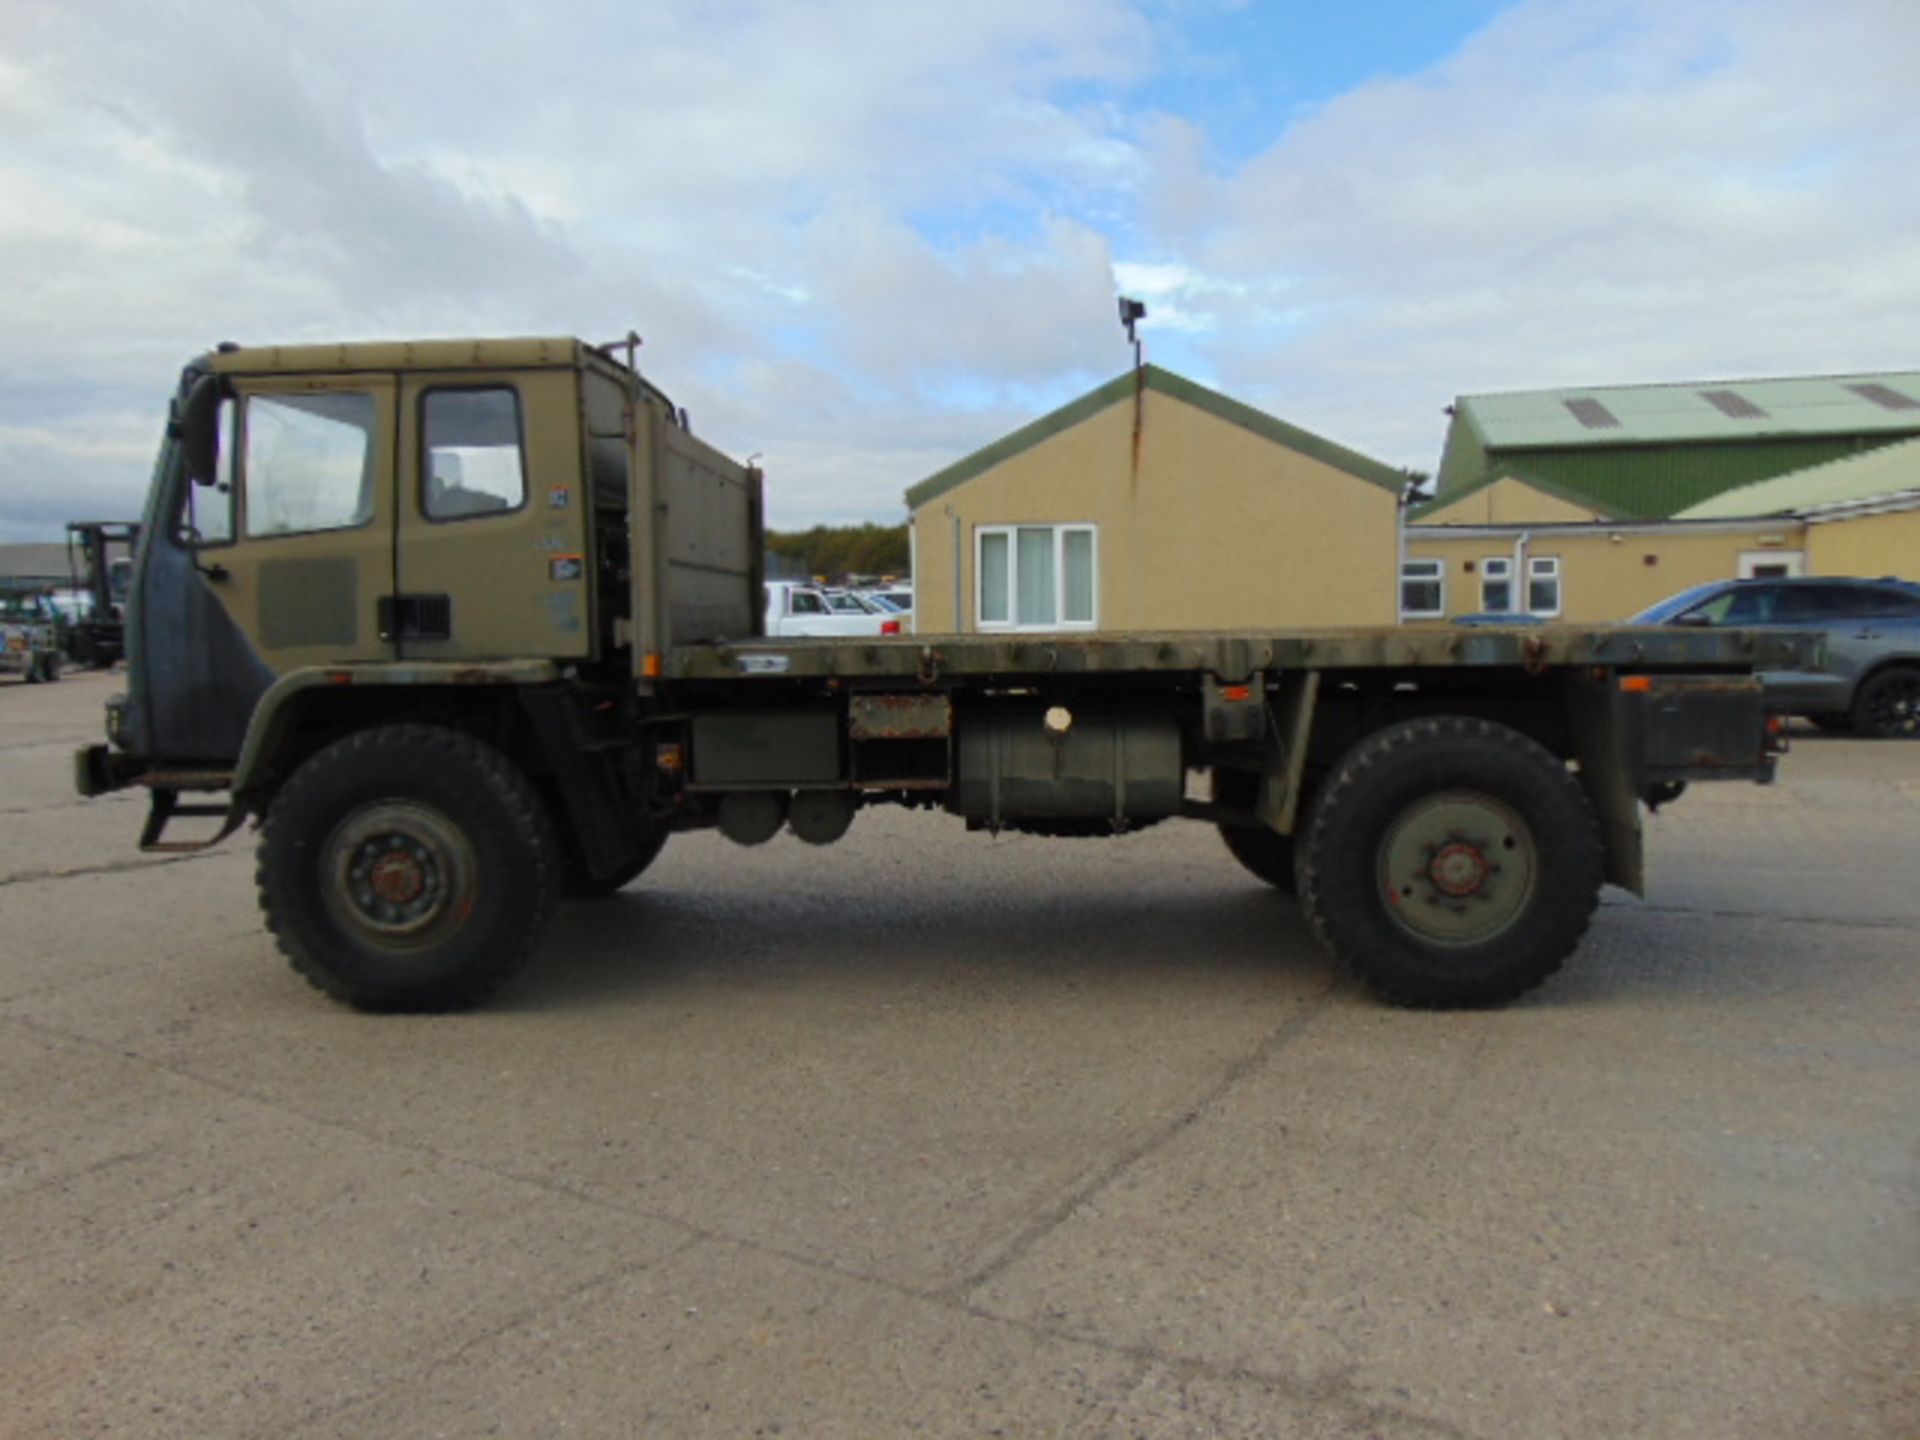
top-left (1632, 576), bottom-right (1920, 737)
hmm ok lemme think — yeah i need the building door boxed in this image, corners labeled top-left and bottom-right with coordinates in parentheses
top-left (1738, 550), bottom-right (1804, 580)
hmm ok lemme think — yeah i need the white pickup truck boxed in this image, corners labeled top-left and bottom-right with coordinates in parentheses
top-left (1, 593), bottom-right (63, 683)
top-left (763, 582), bottom-right (903, 637)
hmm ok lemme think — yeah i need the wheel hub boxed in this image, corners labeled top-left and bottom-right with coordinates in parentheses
top-left (363, 842), bottom-right (432, 907)
top-left (323, 802), bottom-right (476, 948)
top-left (1427, 838), bottom-right (1494, 897)
top-left (1379, 792), bottom-right (1538, 946)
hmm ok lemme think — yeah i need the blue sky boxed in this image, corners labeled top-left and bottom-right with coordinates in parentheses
top-left (1139, 1), bottom-right (1514, 162)
top-left (3, 0), bottom-right (1918, 536)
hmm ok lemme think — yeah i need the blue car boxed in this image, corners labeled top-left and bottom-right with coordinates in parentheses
top-left (1631, 576), bottom-right (1920, 737)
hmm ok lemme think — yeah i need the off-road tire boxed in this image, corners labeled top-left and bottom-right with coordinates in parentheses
top-left (1850, 667), bottom-right (1920, 739)
top-left (257, 725), bottom-right (560, 1011)
top-left (1295, 716), bottom-right (1603, 1009)
top-left (562, 830), bottom-right (668, 899)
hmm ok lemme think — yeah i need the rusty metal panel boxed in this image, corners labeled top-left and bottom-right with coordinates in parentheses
top-left (849, 693), bottom-right (952, 740)
top-left (1631, 676), bottom-right (1773, 778)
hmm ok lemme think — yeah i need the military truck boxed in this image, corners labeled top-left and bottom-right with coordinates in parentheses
top-left (75, 337), bottom-right (1813, 1013)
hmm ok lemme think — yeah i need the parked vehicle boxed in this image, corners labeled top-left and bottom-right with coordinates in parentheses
top-left (76, 336), bottom-right (1815, 1013)
top-left (0, 591), bottom-right (64, 683)
top-left (65, 520), bottom-right (140, 667)
top-left (765, 581), bottom-right (902, 637)
top-left (1631, 576), bottom-right (1920, 737)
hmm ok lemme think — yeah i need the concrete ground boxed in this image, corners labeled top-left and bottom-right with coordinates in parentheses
top-left (3, 668), bottom-right (1915, 1439)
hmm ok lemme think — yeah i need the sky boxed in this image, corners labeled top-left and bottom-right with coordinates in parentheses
top-left (3, 0), bottom-right (1918, 539)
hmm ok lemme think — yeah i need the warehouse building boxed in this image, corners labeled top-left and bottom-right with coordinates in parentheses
top-left (1405, 372), bottom-right (1920, 623)
top-left (1432, 371), bottom-right (1920, 519)
top-left (904, 366), bottom-right (1406, 633)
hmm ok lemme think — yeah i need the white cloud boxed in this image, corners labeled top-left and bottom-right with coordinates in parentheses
top-left (0, 0), bottom-right (1158, 536)
top-left (1156, 0), bottom-right (1920, 464)
top-left (1, 0), bottom-right (1916, 540)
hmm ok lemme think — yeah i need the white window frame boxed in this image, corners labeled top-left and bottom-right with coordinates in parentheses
top-left (1737, 549), bottom-right (1804, 579)
top-left (1526, 555), bottom-right (1562, 617)
top-left (1400, 558), bottom-right (1445, 620)
top-left (975, 524), bottom-right (1098, 632)
top-left (1480, 556), bottom-right (1513, 613)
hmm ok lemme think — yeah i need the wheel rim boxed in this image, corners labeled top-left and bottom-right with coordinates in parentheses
top-left (1864, 676), bottom-right (1920, 736)
top-left (321, 800), bottom-right (479, 952)
top-left (1377, 790), bottom-right (1538, 946)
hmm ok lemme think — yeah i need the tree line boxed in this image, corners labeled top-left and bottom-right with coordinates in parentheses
top-left (765, 522), bottom-right (909, 582)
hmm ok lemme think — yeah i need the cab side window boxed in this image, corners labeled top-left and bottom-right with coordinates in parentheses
top-left (423, 388), bottom-right (526, 521)
top-left (244, 392), bottom-right (378, 537)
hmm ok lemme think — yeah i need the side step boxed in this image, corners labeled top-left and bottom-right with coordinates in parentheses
top-left (135, 771), bottom-right (246, 854)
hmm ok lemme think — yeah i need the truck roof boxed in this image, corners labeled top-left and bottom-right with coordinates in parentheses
top-left (206, 336), bottom-right (618, 378)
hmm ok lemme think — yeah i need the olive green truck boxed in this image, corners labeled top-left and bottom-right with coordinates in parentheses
top-left (76, 338), bottom-right (1812, 1012)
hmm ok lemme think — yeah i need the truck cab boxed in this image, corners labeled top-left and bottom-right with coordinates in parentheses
top-left (104, 338), bottom-right (759, 773)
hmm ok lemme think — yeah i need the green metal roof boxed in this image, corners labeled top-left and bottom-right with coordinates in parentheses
top-left (903, 365), bottom-right (1405, 511)
top-left (1458, 371), bottom-right (1920, 451)
top-left (1675, 434), bottom-right (1920, 519)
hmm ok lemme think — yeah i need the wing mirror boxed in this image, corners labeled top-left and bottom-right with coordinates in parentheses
top-left (172, 372), bottom-right (228, 487)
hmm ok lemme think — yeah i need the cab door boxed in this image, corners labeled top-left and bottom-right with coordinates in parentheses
top-left (210, 374), bottom-right (400, 670)
top-left (138, 372), bottom-right (397, 760)
top-left (392, 369), bottom-right (593, 661)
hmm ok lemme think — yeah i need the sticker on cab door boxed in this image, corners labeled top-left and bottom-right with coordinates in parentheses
top-left (549, 554), bottom-right (584, 582)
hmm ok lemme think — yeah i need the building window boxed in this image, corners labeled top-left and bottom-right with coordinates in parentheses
top-left (977, 525), bottom-right (1096, 630)
top-left (1480, 556), bottom-right (1512, 613)
top-left (1400, 558), bottom-right (1444, 619)
top-left (1527, 556), bottom-right (1561, 616)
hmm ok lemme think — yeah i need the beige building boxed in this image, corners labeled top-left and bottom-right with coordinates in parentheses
top-left (1404, 436), bottom-right (1920, 623)
top-left (904, 366), bottom-right (1405, 634)
top-left (1402, 519), bottom-right (1809, 625)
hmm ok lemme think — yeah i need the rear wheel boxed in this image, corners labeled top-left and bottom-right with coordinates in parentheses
top-left (258, 725), bottom-right (560, 1011)
top-left (1296, 717), bottom-right (1603, 1009)
top-left (1851, 667), bottom-right (1920, 739)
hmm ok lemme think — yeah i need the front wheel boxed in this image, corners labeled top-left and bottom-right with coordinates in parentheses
top-left (1296, 717), bottom-right (1603, 1009)
top-left (257, 725), bottom-right (561, 1011)
top-left (1851, 667), bottom-right (1920, 739)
